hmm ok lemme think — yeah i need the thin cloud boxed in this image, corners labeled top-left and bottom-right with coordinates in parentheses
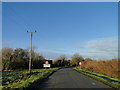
top-left (39, 52), bottom-right (65, 60)
top-left (72, 37), bottom-right (118, 60)
top-left (43, 47), bottom-right (69, 52)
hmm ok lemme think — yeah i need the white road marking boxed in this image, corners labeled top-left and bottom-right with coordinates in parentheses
top-left (91, 82), bottom-right (96, 85)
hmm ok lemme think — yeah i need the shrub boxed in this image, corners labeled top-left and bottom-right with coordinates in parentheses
top-left (80, 59), bottom-right (118, 78)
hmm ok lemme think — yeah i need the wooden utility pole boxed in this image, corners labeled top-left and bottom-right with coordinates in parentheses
top-left (27, 31), bottom-right (36, 74)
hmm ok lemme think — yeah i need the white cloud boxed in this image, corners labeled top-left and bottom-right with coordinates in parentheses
top-left (86, 37), bottom-right (117, 52)
top-left (39, 37), bottom-right (118, 60)
top-left (72, 37), bottom-right (118, 60)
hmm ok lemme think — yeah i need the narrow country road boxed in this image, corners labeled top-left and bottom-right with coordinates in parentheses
top-left (30, 68), bottom-right (112, 88)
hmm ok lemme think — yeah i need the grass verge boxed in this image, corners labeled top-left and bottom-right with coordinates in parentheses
top-left (2, 67), bottom-right (60, 89)
top-left (73, 67), bottom-right (120, 89)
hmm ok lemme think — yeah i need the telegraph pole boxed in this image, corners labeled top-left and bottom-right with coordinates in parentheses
top-left (27, 30), bottom-right (36, 74)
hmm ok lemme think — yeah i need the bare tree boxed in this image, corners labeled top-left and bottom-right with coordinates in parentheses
top-left (2, 48), bottom-right (13, 70)
top-left (70, 53), bottom-right (84, 66)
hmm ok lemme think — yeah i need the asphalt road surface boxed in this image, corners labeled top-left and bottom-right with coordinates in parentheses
top-left (31, 68), bottom-right (112, 88)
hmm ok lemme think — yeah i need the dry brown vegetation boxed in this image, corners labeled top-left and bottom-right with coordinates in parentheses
top-left (80, 59), bottom-right (119, 78)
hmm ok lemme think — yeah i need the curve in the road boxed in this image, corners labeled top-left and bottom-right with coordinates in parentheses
top-left (29, 68), bottom-right (112, 88)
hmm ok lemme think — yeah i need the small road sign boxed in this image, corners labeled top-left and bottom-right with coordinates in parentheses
top-left (45, 61), bottom-right (49, 64)
top-left (43, 64), bottom-right (51, 68)
top-left (44, 61), bottom-right (51, 68)
top-left (79, 62), bottom-right (82, 69)
top-left (79, 62), bottom-right (82, 66)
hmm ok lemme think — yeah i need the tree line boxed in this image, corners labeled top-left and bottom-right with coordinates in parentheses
top-left (1, 47), bottom-right (93, 71)
top-left (53, 54), bottom-right (85, 67)
top-left (1, 48), bottom-right (45, 71)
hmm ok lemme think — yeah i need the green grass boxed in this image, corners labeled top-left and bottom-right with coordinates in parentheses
top-left (2, 67), bottom-right (60, 88)
top-left (73, 67), bottom-right (120, 89)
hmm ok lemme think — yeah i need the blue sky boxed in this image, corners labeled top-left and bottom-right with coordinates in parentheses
top-left (2, 2), bottom-right (118, 60)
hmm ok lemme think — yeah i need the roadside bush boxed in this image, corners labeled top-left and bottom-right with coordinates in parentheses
top-left (81, 59), bottom-right (118, 78)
